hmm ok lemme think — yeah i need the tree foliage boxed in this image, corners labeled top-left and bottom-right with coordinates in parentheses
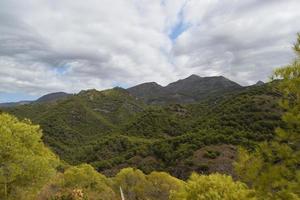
top-left (0, 113), bottom-right (59, 200)
top-left (170, 173), bottom-right (256, 200)
top-left (113, 168), bottom-right (184, 200)
top-left (40, 164), bottom-right (116, 200)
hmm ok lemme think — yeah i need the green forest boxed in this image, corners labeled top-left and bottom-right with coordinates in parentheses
top-left (0, 35), bottom-right (300, 200)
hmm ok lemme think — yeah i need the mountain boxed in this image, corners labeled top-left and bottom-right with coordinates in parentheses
top-left (254, 80), bottom-right (265, 86)
top-left (1, 80), bottom-right (282, 178)
top-left (0, 92), bottom-right (71, 108)
top-left (35, 92), bottom-right (71, 103)
top-left (164, 75), bottom-right (242, 99)
top-left (127, 82), bottom-right (165, 102)
top-left (0, 100), bottom-right (32, 107)
top-left (0, 75), bottom-right (242, 106)
top-left (127, 74), bottom-right (242, 104)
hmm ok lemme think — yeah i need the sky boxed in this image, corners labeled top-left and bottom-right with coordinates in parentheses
top-left (0, 0), bottom-right (300, 102)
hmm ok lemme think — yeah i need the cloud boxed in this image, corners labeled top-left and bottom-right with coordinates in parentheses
top-left (172, 0), bottom-right (300, 84)
top-left (0, 0), bottom-right (299, 100)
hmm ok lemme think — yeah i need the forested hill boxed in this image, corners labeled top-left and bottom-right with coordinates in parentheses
top-left (1, 76), bottom-right (283, 179)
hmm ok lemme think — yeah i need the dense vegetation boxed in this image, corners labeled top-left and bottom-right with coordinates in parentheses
top-left (0, 114), bottom-right (59, 199)
top-left (0, 113), bottom-right (257, 200)
top-left (1, 81), bottom-right (283, 178)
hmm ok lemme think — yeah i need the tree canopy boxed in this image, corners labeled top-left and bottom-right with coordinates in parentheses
top-left (170, 173), bottom-right (256, 200)
top-left (0, 113), bottom-right (59, 200)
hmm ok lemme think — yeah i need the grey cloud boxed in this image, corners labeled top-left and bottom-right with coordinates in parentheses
top-left (0, 0), bottom-right (299, 98)
top-left (0, 0), bottom-right (178, 96)
top-left (172, 0), bottom-right (300, 85)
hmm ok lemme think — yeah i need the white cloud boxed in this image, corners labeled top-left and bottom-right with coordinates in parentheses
top-left (0, 0), bottom-right (299, 99)
top-left (172, 0), bottom-right (300, 84)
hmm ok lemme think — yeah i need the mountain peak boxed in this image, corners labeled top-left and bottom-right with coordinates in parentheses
top-left (127, 82), bottom-right (164, 102)
top-left (127, 82), bottom-right (163, 91)
top-left (35, 92), bottom-right (71, 103)
top-left (141, 82), bottom-right (162, 87)
top-left (255, 80), bottom-right (265, 86)
top-left (126, 74), bottom-right (243, 104)
top-left (185, 74), bottom-right (201, 80)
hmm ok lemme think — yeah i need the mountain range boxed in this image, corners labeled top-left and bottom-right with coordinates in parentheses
top-left (0, 75), bottom-right (276, 178)
top-left (1, 74), bottom-right (261, 107)
top-left (0, 92), bottom-right (71, 107)
top-left (128, 75), bottom-right (242, 104)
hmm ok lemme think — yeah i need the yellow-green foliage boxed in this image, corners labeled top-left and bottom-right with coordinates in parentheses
top-left (170, 173), bottom-right (256, 200)
top-left (0, 113), bottom-right (59, 200)
top-left (113, 168), bottom-right (148, 200)
top-left (40, 164), bottom-right (117, 200)
top-left (235, 144), bottom-right (300, 200)
top-left (113, 168), bottom-right (184, 200)
top-left (63, 164), bottom-right (109, 189)
top-left (146, 171), bottom-right (184, 200)
top-left (40, 167), bottom-right (184, 200)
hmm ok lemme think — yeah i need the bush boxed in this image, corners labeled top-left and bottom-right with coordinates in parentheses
top-left (170, 173), bottom-right (256, 200)
top-left (197, 164), bottom-right (209, 172)
top-left (203, 150), bottom-right (221, 159)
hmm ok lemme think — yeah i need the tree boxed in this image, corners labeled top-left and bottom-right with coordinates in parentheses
top-left (145, 171), bottom-right (184, 200)
top-left (170, 173), bottom-right (256, 200)
top-left (40, 164), bottom-right (116, 200)
top-left (235, 34), bottom-right (300, 199)
top-left (112, 168), bottom-right (184, 200)
top-left (113, 168), bottom-right (148, 200)
top-left (0, 113), bottom-right (59, 200)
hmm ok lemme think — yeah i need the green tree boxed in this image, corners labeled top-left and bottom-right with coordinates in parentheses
top-left (0, 113), bottom-right (59, 200)
top-left (113, 168), bottom-right (148, 200)
top-left (41, 164), bottom-right (116, 200)
top-left (170, 173), bottom-right (256, 200)
top-left (113, 168), bottom-right (184, 200)
top-left (235, 34), bottom-right (300, 199)
top-left (145, 171), bottom-right (184, 200)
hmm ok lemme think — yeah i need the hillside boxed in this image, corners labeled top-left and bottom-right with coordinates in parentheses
top-left (1, 79), bottom-right (283, 178)
top-left (3, 88), bottom-right (145, 163)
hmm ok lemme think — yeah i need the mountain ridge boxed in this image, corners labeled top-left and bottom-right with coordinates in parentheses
top-left (1, 75), bottom-right (244, 106)
top-left (0, 92), bottom-right (72, 107)
top-left (128, 74), bottom-right (242, 104)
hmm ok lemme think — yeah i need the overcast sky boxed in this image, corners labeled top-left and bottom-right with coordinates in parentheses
top-left (0, 0), bottom-right (300, 102)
